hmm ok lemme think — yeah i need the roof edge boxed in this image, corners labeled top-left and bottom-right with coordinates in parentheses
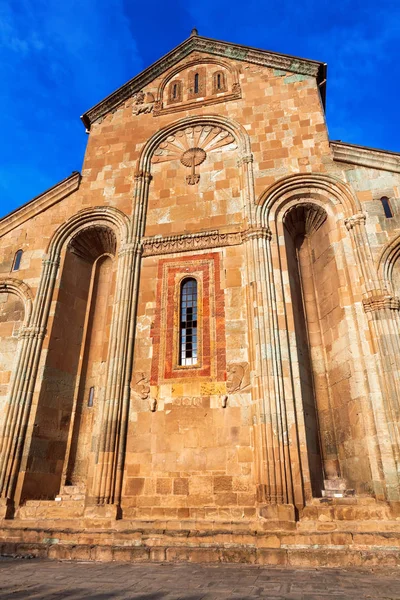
top-left (0, 171), bottom-right (81, 238)
top-left (81, 34), bottom-right (327, 130)
top-left (331, 141), bottom-right (400, 174)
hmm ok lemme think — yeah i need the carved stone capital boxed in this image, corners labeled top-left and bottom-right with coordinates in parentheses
top-left (19, 325), bottom-right (46, 340)
top-left (119, 242), bottom-right (142, 257)
top-left (242, 227), bottom-right (272, 242)
top-left (42, 256), bottom-right (60, 268)
top-left (345, 212), bottom-right (366, 231)
top-left (237, 153), bottom-right (253, 166)
top-left (363, 294), bottom-right (400, 313)
top-left (134, 170), bottom-right (152, 182)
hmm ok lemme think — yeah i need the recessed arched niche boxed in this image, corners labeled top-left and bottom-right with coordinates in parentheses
top-left (22, 224), bottom-right (118, 501)
top-left (283, 202), bottom-right (341, 497)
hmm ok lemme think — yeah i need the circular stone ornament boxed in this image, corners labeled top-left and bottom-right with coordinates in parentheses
top-left (180, 147), bottom-right (207, 167)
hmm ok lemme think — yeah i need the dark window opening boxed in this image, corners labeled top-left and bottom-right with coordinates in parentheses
top-left (179, 278), bottom-right (198, 366)
top-left (12, 250), bottom-right (23, 271)
top-left (88, 386), bottom-right (94, 407)
top-left (217, 73), bottom-right (221, 89)
top-left (173, 83), bottom-right (178, 99)
top-left (381, 196), bottom-right (393, 218)
top-left (194, 73), bottom-right (199, 94)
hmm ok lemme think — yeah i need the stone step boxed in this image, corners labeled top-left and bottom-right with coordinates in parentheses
top-left (58, 484), bottom-right (86, 501)
top-left (17, 500), bottom-right (85, 520)
top-left (1, 521), bottom-right (400, 567)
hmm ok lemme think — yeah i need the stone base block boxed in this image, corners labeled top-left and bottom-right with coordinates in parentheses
top-left (84, 504), bottom-right (121, 520)
top-left (259, 503), bottom-right (295, 523)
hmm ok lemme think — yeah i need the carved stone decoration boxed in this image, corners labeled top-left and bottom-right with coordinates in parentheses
top-left (142, 229), bottom-right (242, 256)
top-left (132, 91), bottom-right (155, 115)
top-left (132, 372), bottom-right (150, 399)
top-left (283, 203), bottom-right (327, 239)
top-left (226, 362), bottom-right (251, 394)
top-left (363, 294), bottom-right (400, 313)
top-left (152, 125), bottom-right (236, 184)
top-left (180, 147), bottom-right (206, 185)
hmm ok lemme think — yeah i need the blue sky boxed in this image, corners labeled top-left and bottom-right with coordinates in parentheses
top-left (0, 0), bottom-right (399, 217)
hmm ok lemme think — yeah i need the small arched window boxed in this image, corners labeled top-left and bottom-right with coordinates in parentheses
top-left (194, 73), bottom-right (199, 94)
top-left (212, 71), bottom-right (227, 94)
top-left (12, 250), bottom-right (23, 271)
top-left (179, 278), bottom-right (198, 366)
top-left (168, 80), bottom-right (182, 103)
top-left (381, 196), bottom-right (393, 218)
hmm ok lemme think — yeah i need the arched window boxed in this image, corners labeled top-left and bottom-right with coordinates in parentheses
top-left (12, 250), bottom-right (23, 271)
top-left (194, 73), bottom-right (199, 94)
top-left (179, 278), bottom-right (198, 366)
top-left (212, 70), bottom-right (227, 94)
top-left (381, 196), bottom-right (393, 218)
top-left (168, 80), bottom-right (182, 103)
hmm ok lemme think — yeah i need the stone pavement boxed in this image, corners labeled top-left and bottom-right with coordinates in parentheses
top-left (0, 559), bottom-right (399, 599)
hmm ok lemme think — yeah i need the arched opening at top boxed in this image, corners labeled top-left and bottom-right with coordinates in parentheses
top-left (212, 70), bottom-right (227, 93)
top-left (22, 223), bottom-right (118, 501)
top-left (194, 73), bottom-right (199, 94)
top-left (179, 278), bottom-right (198, 366)
top-left (12, 250), bottom-right (23, 272)
top-left (283, 202), bottom-right (338, 497)
top-left (381, 196), bottom-right (393, 218)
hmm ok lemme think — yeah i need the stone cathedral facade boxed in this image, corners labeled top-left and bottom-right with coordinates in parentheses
top-left (0, 32), bottom-right (400, 564)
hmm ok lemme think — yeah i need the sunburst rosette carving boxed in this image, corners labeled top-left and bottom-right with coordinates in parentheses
top-left (151, 125), bottom-right (236, 165)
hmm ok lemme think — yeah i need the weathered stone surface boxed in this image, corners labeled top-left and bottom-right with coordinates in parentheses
top-left (0, 32), bottom-right (400, 564)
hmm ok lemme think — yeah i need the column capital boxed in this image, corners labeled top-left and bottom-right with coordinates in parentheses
top-left (237, 154), bottom-right (253, 166)
top-left (242, 226), bottom-right (272, 242)
top-left (134, 170), bottom-right (152, 182)
top-left (363, 293), bottom-right (400, 313)
top-left (118, 242), bottom-right (143, 257)
top-left (42, 255), bottom-right (60, 268)
top-left (345, 212), bottom-right (367, 231)
top-left (19, 325), bottom-right (46, 340)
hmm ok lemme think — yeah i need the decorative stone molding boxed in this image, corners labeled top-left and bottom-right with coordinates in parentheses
top-left (142, 230), bottom-right (242, 256)
top-left (331, 141), bottom-right (400, 174)
top-left (363, 295), bottom-right (400, 313)
top-left (345, 212), bottom-right (367, 231)
top-left (226, 362), bottom-right (251, 393)
top-left (257, 173), bottom-right (360, 223)
top-left (81, 36), bottom-right (325, 129)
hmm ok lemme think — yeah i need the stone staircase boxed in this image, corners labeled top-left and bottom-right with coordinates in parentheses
top-left (16, 483), bottom-right (86, 520)
top-left (4, 496), bottom-right (399, 567)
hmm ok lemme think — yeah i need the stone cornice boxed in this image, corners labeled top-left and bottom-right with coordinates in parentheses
top-left (142, 229), bottom-right (243, 256)
top-left (81, 35), bottom-right (326, 130)
top-left (0, 172), bottom-right (81, 238)
top-left (331, 141), bottom-right (400, 174)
